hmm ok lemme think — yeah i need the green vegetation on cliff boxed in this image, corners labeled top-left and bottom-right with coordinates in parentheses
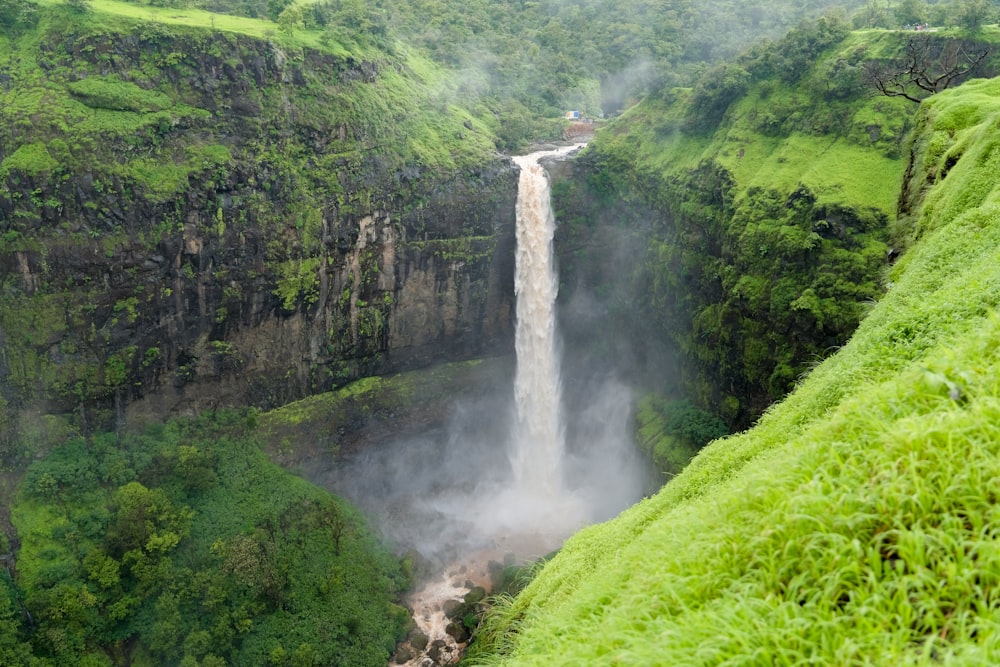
top-left (466, 73), bottom-right (1000, 666)
top-left (634, 395), bottom-right (729, 479)
top-left (557, 20), bottom-right (999, 428)
top-left (256, 358), bottom-right (507, 464)
top-left (0, 1), bottom-right (514, 459)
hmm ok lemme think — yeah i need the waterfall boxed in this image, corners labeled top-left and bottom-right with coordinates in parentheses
top-left (324, 144), bottom-right (651, 667)
top-left (509, 145), bottom-right (582, 497)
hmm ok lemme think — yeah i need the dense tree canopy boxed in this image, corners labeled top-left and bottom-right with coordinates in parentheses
top-left (0, 0), bottom-right (38, 30)
top-left (10, 412), bottom-right (408, 666)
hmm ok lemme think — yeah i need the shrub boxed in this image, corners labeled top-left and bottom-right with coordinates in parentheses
top-left (67, 77), bottom-right (173, 113)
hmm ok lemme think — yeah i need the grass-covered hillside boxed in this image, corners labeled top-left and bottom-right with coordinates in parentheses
top-left (466, 74), bottom-right (1000, 665)
top-left (557, 21), bottom-right (1000, 430)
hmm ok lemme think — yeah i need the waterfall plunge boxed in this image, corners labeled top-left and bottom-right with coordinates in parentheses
top-left (322, 143), bottom-right (649, 566)
top-left (483, 145), bottom-right (591, 538)
top-left (510, 149), bottom-right (568, 495)
top-left (382, 143), bottom-right (657, 666)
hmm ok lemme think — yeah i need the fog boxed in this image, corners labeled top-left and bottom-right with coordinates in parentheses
top-left (317, 366), bottom-right (653, 568)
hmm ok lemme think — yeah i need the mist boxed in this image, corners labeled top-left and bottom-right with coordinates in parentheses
top-left (316, 363), bottom-right (653, 568)
top-left (315, 149), bottom-right (655, 572)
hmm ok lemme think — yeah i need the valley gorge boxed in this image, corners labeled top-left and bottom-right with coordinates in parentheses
top-left (5, 2), bottom-right (1000, 666)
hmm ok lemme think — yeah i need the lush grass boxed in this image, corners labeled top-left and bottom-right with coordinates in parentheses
top-left (35, 0), bottom-right (338, 50)
top-left (67, 76), bottom-right (173, 112)
top-left (737, 133), bottom-right (903, 210)
top-left (466, 76), bottom-right (1000, 666)
top-left (907, 80), bottom-right (1000, 244)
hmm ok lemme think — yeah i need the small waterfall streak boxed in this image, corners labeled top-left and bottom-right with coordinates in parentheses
top-left (510, 145), bottom-right (582, 497)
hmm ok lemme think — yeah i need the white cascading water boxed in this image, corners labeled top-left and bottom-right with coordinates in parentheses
top-left (510, 149), bottom-right (569, 495)
top-left (394, 147), bottom-right (590, 667)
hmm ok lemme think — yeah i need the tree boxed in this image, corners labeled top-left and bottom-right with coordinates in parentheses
top-left (955, 0), bottom-right (993, 32)
top-left (211, 531), bottom-right (285, 604)
top-left (0, 0), bottom-right (38, 31)
top-left (894, 0), bottom-right (928, 27)
top-left (276, 4), bottom-right (304, 34)
top-left (684, 63), bottom-right (751, 132)
top-left (265, 0), bottom-right (291, 21)
top-left (0, 578), bottom-right (34, 666)
top-left (864, 35), bottom-right (991, 103)
top-left (854, 0), bottom-right (891, 28)
top-left (105, 481), bottom-right (192, 558)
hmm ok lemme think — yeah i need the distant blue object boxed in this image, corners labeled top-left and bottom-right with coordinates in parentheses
top-left (565, 110), bottom-right (581, 120)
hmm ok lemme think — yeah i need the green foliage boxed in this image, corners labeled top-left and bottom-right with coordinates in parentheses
top-left (84, 0), bottom-right (880, 121)
top-left (899, 77), bottom-right (1000, 245)
top-left (685, 16), bottom-right (852, 131)
top-left (764, 16), bottom-right (852, 84)
top-left (0, 0), bottom-right (39, 32)
top-left (467, 73), bottom-right (1000, 667)
top-left (273, 257), bottom-right (321, 311)
top-left (67, 76), bottom-right (173, 112)
top-left (372, 0), bottom-right (875, 117)
top-left (895, 0), bottom-right (929, 26)
top-left (684, 63), bottom-right (750, 132)
top-left (10, 411), bottom-right (408, 665)
top-left (305, 0), bottom-right (388, 43)
top-left (635, 395), bottom-right (729, 479)
top-left (955, 0), bottom-right (994, 32)
top-left (853, 0), bottom-right (997, 29)
top-left (0, 142), bottom-right (59, 177)
top-left (255, 359), bottom-right (493, 460)
top-left (0, 575), bottom-right (34, 665)
top-left (580, 25), bottom-right (915, 427)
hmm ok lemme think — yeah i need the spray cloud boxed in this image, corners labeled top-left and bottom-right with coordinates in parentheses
top-left (319, 145), bottom-right (650, 570)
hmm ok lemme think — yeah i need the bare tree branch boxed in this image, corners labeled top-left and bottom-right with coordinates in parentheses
top-left (864, 35), bottom-right (991, 104)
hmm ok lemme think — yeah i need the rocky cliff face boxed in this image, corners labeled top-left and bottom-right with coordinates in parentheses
top-left (120, 163), bottom-right (518, 426)
top-left (0, 18), bottom-right (517, 448)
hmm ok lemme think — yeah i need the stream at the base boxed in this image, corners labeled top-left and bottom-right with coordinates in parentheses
top-left (319, 145), bottom-right (652, 666)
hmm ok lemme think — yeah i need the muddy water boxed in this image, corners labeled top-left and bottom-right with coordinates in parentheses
top-left (395, 536), bottom-right (563, 667)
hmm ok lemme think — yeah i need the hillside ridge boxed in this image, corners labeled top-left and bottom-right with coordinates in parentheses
top-left (466, 70), bottom-right (1000, 667)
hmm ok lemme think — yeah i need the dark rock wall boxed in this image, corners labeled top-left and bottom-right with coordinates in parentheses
top-left (0, 23), bottom-right (517, 441)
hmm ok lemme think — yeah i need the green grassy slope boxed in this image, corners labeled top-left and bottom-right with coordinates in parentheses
top-left (467, 76), bottom-right (1000, 665)
top-left (33, 0), bottom-right (333, 46)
